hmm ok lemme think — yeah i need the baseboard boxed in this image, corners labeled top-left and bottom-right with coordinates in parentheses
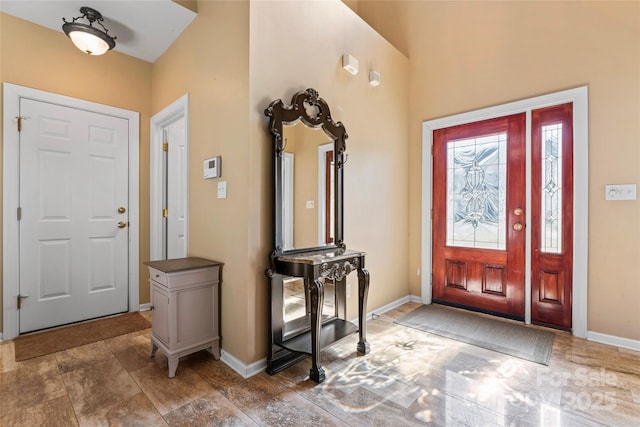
top-left (220, 349), bottom-right (267, 379)
top-left (138, 303), bottom-right (152, 311)
top-left (220, 295), bottom-right (423, 379)
top-left (587, 331), bottom-right (640, 352)
top-left (350, 294), bottom-right (422, 323)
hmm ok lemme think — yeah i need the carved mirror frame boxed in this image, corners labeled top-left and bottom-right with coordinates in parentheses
top-left (265, 88), bottom-right (347, 259)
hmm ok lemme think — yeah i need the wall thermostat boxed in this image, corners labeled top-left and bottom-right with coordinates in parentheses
top-left (204, 156), bottom-right (221, 179)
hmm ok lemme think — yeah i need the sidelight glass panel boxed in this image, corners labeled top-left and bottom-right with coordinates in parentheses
top-left (446, 133), bottom-right (507, 250)
top-left (541, 124), bottom-right (563, 253)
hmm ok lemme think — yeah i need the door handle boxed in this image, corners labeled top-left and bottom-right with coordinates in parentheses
top-left (513, 223), bottom-right (524, 231)
top-left (117, 221), bottom-right (128, 229)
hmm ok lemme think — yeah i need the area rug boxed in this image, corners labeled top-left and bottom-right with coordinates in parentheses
top-left (14, 312), bottom-right (150, 362)
top-left (395, 304), bottom-right (555, 365)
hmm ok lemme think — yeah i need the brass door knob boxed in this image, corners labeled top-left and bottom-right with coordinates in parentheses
top-left (117, 221), bottom-right (127, 229)
top-left (513, 223), bottom-right (524, 231)
top-left (118, 207), bottom-right (126, 214)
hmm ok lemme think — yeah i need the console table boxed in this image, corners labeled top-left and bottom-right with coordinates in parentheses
top-left (268, 249), bottom-right (369, 383)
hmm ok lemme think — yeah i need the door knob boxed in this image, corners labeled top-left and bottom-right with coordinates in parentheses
top-left (117, 221), bottom-right (127, 229)
top-left (118, 207), bottom-right (126, 214)
top-left (514, 208), bottom-right (523, 216)
top-left (513, 223), bottom-right (524, 231)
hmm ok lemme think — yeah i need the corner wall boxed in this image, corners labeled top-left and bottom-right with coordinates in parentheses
top-left (358, 0), bottom-right (640, 341)
top-left (150, 0), bottom-right (251, 363)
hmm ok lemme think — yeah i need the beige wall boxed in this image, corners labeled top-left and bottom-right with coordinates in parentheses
top-left (249, 0), bottom-right (410, 363)
top-left (151, 0), bottom-right (251, 362)
top-left (358, 1), bottom-right (640, 340)
top-left (153, 0), bottom-right (409, 364)
top-left (0, 12), bottom-right (152, 333)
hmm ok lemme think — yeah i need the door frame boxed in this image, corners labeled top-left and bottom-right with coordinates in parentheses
top-left (317, 143), bottom-right (333, 245)
top-left (421, 86), bottom-right (588, 338)
top-left (2, 82), bottom-right (140, 341)
top-left (282, 152), bottom-right (294, 250)
top-left (150, 94), bottom-right (189, 261)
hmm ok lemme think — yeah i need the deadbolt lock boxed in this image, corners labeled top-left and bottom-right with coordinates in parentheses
top-left (118, 207), bottom-right (126, 214)
top-left (514, 208), bottom-right (523, 216)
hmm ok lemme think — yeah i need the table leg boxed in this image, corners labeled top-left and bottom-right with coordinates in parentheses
top-left (357, 267), bottom-right (370, 354)
top-left (309, 278), bottom-right (326, 382)
top-left (168, 354), bottom-right (179, 378)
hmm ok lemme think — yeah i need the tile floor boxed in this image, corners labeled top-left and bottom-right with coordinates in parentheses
top-left (1, 302), bottom-right (639, 426)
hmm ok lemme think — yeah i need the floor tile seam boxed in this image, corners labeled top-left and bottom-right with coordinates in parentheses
top-left (158, 389), bottom-right (243, 424)
top-left (55, 353), bottom-right (119, 375)
top-left (292, 383), bottom-right (354, 426)
top-left (159, 383), bottom-right (247, 422)
top-left (65, 393), bottom-right (82, 427)
top-left (64, 361), bottom-right (146, 419)
top-left (72, 390), bottom-right (156, 425)
top-left (0, 386), bottom-right (73, 422)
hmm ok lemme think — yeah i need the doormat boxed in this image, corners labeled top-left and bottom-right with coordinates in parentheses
top-left (395, 304), bottom-right (555, 365)
top-left (14, 312), bottom-right (150, 362)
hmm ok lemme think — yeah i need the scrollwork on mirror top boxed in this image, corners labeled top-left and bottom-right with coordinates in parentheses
top-left (265, 88), bottom-right (348, 165)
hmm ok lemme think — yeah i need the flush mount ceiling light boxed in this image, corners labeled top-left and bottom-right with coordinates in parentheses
top-left (62, 6), bottom-right (116, 55)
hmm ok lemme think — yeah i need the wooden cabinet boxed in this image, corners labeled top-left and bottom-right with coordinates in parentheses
top-left (144, 257), bottom-right (222, 378)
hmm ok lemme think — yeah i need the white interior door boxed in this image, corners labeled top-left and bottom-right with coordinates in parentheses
top-left (18, 98), bottom-right (129, 333)
top-left (150, 94), bottom-right (188, 262)
top-left (165, 118), bottom-right (187, 259)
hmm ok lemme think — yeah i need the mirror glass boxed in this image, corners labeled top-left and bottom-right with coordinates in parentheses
top-left (281, 121), bottom-right (335, 251)
top-left (283, 276), bottom-right (336, 337)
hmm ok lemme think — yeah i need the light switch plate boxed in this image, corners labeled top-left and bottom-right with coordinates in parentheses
top-left (605, 184), bottom-right (636, 200)
top-left (217, 181), bottom-right (227, 199)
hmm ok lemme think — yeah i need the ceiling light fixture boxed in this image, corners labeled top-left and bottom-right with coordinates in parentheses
top-left (62, 6), bottom-right (116, 55)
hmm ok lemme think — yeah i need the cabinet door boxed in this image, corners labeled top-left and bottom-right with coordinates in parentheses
top-left (151, 283), bottom-right (170, 346)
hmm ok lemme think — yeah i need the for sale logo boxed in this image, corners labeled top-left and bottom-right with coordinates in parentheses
top-left (537, 367), bottom-right (618, 411)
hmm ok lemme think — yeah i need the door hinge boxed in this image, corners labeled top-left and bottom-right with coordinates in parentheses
top-left (162, 208), bottom-right (168, 218)
top-left (17, 294), bottom-right (29, 309)
top-left (162, 143), bottom-right (168, 152)
top-left (16, 116), bottom-right (25, 132)
top-left (17, 207), bottom-right (22, 221)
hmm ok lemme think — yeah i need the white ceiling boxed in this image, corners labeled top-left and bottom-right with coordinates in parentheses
top-left (0, 0), bottom-right (197, 63)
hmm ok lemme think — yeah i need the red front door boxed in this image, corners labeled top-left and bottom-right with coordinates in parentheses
top-left (432, 113), bottom-right (526, 318)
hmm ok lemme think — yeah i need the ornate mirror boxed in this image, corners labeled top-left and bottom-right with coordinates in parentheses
top-left (265, 88), bottom-right (347, 257)
top-left (265, 88), bottom-right (348, 337)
